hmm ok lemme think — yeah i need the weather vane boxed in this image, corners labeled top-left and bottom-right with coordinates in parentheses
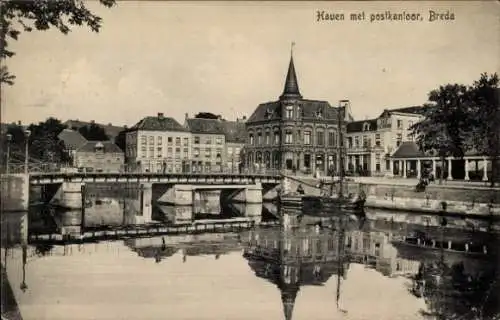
top-left (291, 41), bottom-right (295, 57)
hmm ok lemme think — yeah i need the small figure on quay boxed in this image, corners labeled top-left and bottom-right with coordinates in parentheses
top-left (296, 184), bottom-right (305, 195)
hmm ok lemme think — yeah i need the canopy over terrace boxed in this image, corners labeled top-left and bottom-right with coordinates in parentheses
top-left (389, 141), bottom-right (491, 181)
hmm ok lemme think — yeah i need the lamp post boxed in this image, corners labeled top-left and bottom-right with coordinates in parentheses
top-left (6, 133), bottom-right (12, 174)
top-left (24, 129), bottom-right (31, 175)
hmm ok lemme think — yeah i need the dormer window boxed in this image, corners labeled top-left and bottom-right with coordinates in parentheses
top-left (316, 110), bottom-right (323, 118)
top-left (95, 142), bottom-right (104, 152)
top-left (285, 105), bottom-right (293, 119)
top-left (266, 108), bottom-right (273, 119)
top-left (363, 122), bottom-right (371, 131)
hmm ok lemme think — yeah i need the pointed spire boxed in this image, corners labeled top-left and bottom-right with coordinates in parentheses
top-left (281, 286), bottom-right (299, 320)
top-left (280, 42), bottom-right (302, 100)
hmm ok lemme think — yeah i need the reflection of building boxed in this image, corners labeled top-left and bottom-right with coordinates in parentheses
top-left (184, 115), bottom-right (226, 173)
top-left (242, 217), bottom-right (349, 320)
top-left (125, 113), bottom-right (191, 173)
top-left (244, 50), bottom-right (352, 175)
top-left (124, 233), bottom-right (242, 263)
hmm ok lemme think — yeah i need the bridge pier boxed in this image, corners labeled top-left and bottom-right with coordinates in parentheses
top-left (0, 174), bottom-right (29, 212)
top-left (138, 183), bottom-right (153, 224)
top-left (156, 184), bottom-right (194, 206)
top-left (230, 183), bottom-right (263, 204)
top-left (50, 182), bottom-right (85, 210)
top-left (263, 184), bottom-right (279, 201)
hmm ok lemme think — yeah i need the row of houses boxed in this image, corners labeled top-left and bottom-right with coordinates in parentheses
top-left (57, 115), bottom-right (247, 173)
top-left (124, 113), bottom-right (246, 173)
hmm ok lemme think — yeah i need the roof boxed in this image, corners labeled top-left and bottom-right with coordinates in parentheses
top-left (280, 54), bottom-right (302, 100)
top-left (64, 120), bottom-right (125, 138)
top-left (247, 99), bottom-right (340, 123)
top-left (76, 141), bottom-right (123, 153)
top-left (347, 119), bottom-right (378, 133)
top-left (57, 129), bottom-right (87, 149)
top-left (379, 106), bottom-right (429, 118)
top-left (391, 141), bottom-right (426, 158)
top-left (131, 116), bottom-right (188, 132)
top-left (221, 121), bottom-right (246, 143)
top-left (186, 118), bottom-right (226, 135)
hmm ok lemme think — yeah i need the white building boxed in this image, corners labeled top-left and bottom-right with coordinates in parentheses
top-left (125, 113), bottom-right (192, 173)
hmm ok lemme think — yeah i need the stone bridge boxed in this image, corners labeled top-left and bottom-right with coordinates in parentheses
top-left (1, 172), bottom-right (283, 212)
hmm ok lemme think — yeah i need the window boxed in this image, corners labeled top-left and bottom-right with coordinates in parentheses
top-left (408, 121), bottom-right (413, 128)
top-left (363, 136), bottom-right (368, 147)
top-left (363, 123), bottom-right (371, 131)
top-left (355, 136), bottom-right (360, 148)
top-left (140, 136), bottom-right (147, 145)
top-left (168, 137), bottom-right (173, 144)
top-left (204, 137), bottom-right (211, 144)
top-left (375, 133), bottom-right (381, 146)
top-left (317, 131), bottom-right (324, 146)
top-left (175, 148), bottom-right (181, 158)
top-left (227, 147), bottom-right (233, 155)
top-left (265, 132), bottom-right (270, 145)
top-left (216, 148), bottom-right (222, 158)
top-left (304, 131), bottom-right (311, 145)
top-left (397, 120), bottom-right (403, 129)
top-left (286, 105), bottom-right (293, 119)
top-left (149, 136), bottom-right (154, 144)
top-left (375, 153), bottom-right (381, 172)
top-left (157, 136), bottom-right (162, 144)
top-left (194, 136), bottom-right (200, 144)
top-left (347, 137), bottom-right (353, 148)
top-left (274, 132), bottom-right (280, 144)
top-left (235, 147), bottom-right (240, 155)
top-left (193, 148), bottom-right (200, 158)
top-left (285, 130), bottom-right (293, 144)
top-left (216, 137), bottom-right (223, 144)
top-left (249, 134), bottom-right (254, 145)
top-left (386, 160), bottom-right (390, 171)
top-left (205, 148), bottom-right (211, 158)
top-left (157, 147), bottom-right (162, 153)
top-left (183, 137), bottom-right (189, 145)
top-left (257, 132), bottom-right (262, 145)
top-left (396, 133), bottom-right (402, 146)
top-left (167, 147), bottom-right (173, 158)
top-left (328, 131), bottom-right (335, 146)
top-left (183, 148), bottom-right (189, 159)
top-left (175, 137), bottom-right (181, 146)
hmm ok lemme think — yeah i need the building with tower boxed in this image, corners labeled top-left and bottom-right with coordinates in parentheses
top-left (244, 47), bottom-right (353, 176)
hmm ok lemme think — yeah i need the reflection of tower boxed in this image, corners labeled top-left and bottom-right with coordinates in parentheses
top-left (280, 281), bottom-right (299, 320)
top-left (244, 213), bottom-right (349, 320)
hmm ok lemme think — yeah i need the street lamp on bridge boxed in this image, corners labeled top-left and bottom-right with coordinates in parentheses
top-left (24, 129), bottom-right (31, 175)
top-left (6, 133), bottom-right (12, 174)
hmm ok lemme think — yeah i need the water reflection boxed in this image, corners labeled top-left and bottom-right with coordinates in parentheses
top-left (1, 200), bottom-right (499, 320)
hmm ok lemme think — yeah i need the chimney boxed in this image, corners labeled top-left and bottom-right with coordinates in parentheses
top-left (108, 123), bottom-right (112, 126)
top-left (17, 120), bottom-right (21, 126)
top-left (124, 125), bottom-right (128, 129)
top-left (185, 113), bottom-right (189, 121)
top-left (90, 120), bottom-right (95, 124)
top-left (217, 115), bottom-right (222, 121)
top-left (157, 112), bottom-right (164, 119)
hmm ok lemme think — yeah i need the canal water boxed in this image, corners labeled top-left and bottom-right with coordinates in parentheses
top-left (1, 192), bottom-right (499, 320)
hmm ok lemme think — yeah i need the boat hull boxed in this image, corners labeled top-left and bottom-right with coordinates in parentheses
top-left (280, 194), bottom-right (365, 215)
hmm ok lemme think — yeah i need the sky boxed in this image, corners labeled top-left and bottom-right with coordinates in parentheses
top-left (1, 1), bottom-right (499, 127)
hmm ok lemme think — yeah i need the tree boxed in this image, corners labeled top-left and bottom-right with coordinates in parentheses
top-left (468, 73), bottom-right (499, 187)
top-left (78, 123), bottom-right (109, 141)
top-left (1, 0), bottom-right (116, 85)
top-left (410, 85), bottom-right (473, 184)
top-left (194, 112), bottom-right (220, 119)
top-left (27, 117), bottom-right (68, 163)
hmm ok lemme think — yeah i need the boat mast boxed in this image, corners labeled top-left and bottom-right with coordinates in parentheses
top-left (337, 100), bottom-right (347, 199)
